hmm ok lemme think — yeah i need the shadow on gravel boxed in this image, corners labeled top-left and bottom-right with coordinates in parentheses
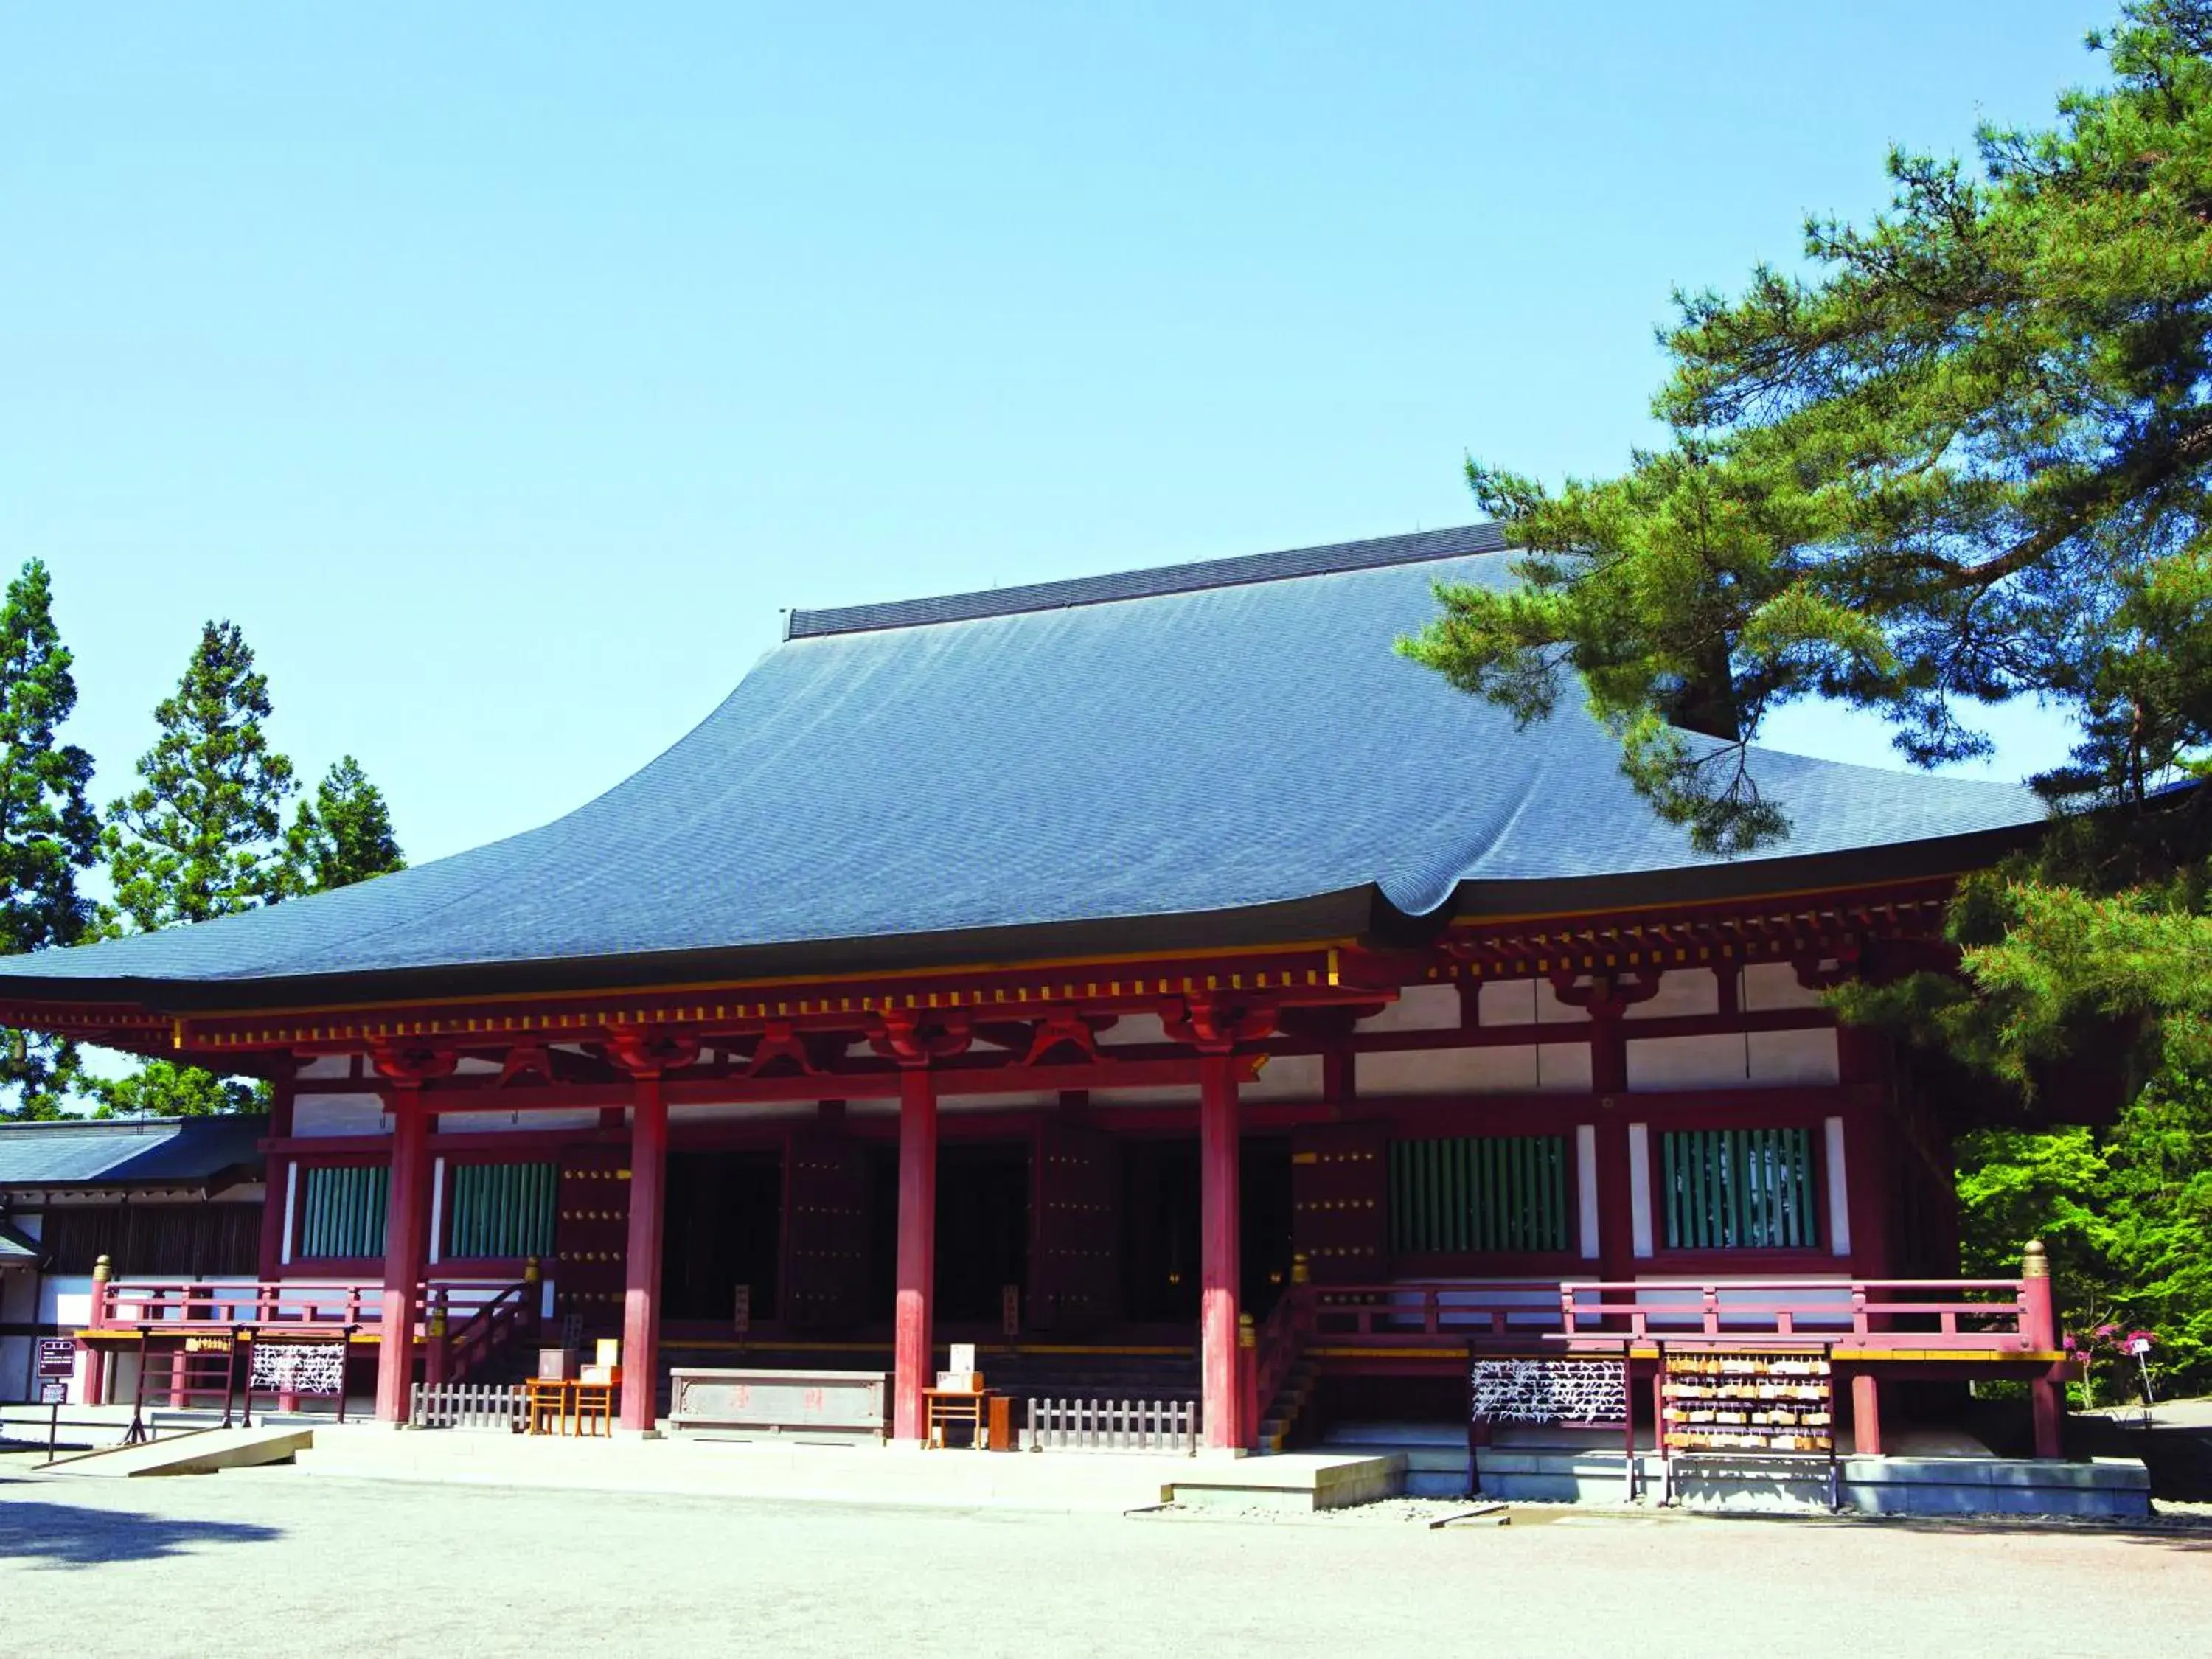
top-left (1699, 1511), bottom-right (2212, 1553)
top-left (0, 1500), bottom-right (279, 1568)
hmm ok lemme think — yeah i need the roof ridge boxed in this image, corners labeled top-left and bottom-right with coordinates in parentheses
top-left (785, 521), bottom-right (1506, 640)
top-left (0, 1116), bottom-right (187, 1133)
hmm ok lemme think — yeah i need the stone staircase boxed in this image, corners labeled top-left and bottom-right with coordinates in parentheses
top-left (1256, 1357), bottom-right (1320, 1453)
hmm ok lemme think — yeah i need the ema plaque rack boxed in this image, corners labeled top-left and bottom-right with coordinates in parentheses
top-left (1658, 1343), bottom-right (1839, 1509)
top-left (1470, 1352), bottom-right (1637, 1500)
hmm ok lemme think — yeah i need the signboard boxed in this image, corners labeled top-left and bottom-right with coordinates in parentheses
top-left (733, 1284), bottom-right (751, 1338)
top-left (35, 1337), bottom-right (75, 1380)
top-left (38, 1380), bottom-right (67, 1405)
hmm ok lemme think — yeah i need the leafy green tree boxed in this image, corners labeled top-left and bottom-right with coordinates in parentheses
top-left (0, 561), bottom-right (100, 1121)
top-left (287, 754), bottom-right (406, 893)
top-left (91, 1060), bottom-right (261, 1119)
top-left (1399, 1), bottom-right (2212, 1384)
top-left (105, 619), bottom-right (296, 932)
top-left (94, 619), bottom-right (294, 1117)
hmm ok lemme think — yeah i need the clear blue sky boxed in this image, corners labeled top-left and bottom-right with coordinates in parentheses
top-left (3, 2), bottom-right (2112, 868)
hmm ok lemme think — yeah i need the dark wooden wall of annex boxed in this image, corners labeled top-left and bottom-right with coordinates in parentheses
top-left (37, 1202), bottom-right (262, 1277)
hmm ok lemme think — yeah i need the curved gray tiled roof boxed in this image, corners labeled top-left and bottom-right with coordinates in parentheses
top-left (0, 525), bottom-right (2043, 999)
top-left (0, 1114), bottom-right (269, 1187)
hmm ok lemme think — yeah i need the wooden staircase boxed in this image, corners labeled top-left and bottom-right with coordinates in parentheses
top-left (1256, 1355), bottom-right (1321, 1453)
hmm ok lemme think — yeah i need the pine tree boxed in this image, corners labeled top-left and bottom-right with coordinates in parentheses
top-left (288, 755), bottom-right (406, 893)
top-left (105, 620), bottom-right (296, 930)
top-left (1397, 1), bottom-right (2212, 1388)
top-left (96, 619), bottom-right (294, 1116)
top-left (1399, 1), bottom-right (2212, 1086)
top-left (0, 561), bottom-right (100, 1122)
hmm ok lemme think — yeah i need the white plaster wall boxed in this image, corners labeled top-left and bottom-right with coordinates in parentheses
top-left (1626, 1274), bottom-right (1854, 1330)
top-left (436, 1107), bottom-right (600, 1135)
top-left (939, 1091), bottom-right (1057, 1113)
top-left (1627, 969), bottom-right (1719, 1020)
top-left (1093, 1082), bottom-right (1200, 1107)
top-left (1475, 978), bottom-right (1593, 1028)
top-left (1626, 1034), bottom-right (1751, 1091)
top-left (1537, 980), bottom-right (1593, 1025)
top-left (294, 1054), bottom-right (355, 1080)
top-left (1099, 1012), bottom-right (1167, 1049)
top-left (1478, 980), bottom-right (1539, 1026)
top-left (1747, 1029), bottom-right (1840, 1085)
top-left (1742, 962), bottom-right (1828, 1012)
top-left (1355, 984), bottom-right (1461, 1033)
top-left (36, 1277), bottom-right (91, 1403)
top-left (1244, 1054), bottom-right (1324, 1102)
top-left (669, 1100), bottom-right (817, 1125)
top-left (1369, 1277), bottom-right (1565, 1336)
top-left (293, 1093), bottom-right (390, 1137)
top-left (1, 1214), bottom-right (38, 1400)
top-left (1358, 1042), bottom-right (1593, 1096)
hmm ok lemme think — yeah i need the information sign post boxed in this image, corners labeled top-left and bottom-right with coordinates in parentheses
top-left (34, 1338), bottom-right (76, 1462)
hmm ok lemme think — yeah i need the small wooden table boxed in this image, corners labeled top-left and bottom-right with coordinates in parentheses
top-left (525, 1377), bottom-right (615, 1437)
top-left (923, 1388), bottom-right (1012, 1450)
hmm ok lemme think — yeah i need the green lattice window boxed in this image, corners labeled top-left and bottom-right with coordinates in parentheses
top-left (1389, 1135), bottom-right (1571, 1254)
top-left (297, 1164), bottom-right (389, 1260)
top-left (1660, 1127), bottom-right (1820, 1251)
top-left (446, 1161), bottom-right (557, 1260)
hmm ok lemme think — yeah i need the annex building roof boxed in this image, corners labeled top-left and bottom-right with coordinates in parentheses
top-left (0, 1114), bottom-right (269, 1192)
top-left (0, 524), bottom-right (2045, 1009)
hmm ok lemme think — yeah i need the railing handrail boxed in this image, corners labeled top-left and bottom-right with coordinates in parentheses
top-left (93, 1274), bottom-right (529, 1335)
top-left (1290, 1274), bottom-right (2038, 1350)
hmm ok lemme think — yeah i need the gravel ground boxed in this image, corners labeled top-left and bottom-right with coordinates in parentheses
top-left (4, 1464), bottom-right (2211, 1659)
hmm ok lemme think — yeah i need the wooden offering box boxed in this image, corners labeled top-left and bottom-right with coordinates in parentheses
top-left (667, 1368), bottom-right (891, 1444)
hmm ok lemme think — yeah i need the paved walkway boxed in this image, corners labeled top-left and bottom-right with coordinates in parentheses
top-left (4, 1464), bottom-right (2209, 1658)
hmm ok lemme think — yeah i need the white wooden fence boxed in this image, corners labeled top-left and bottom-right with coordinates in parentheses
top-left (409, 1382), bottom-right (526, 1431)
top-left (1024, 1397), bottom-right (1197, 1455)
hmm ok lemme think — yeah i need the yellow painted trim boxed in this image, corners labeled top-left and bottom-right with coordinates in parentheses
top-left (176, 938), bottom-right (1369, 1027)
top-left (1832, 1348), bottom-right (2066, 1364)
top-left (1446, 872), bottom-right (1960, 936)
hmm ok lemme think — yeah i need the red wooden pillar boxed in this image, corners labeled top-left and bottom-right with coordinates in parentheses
top-left (619, 1075), bottom-right (669, 1433)
top-left (259, 1077), bottom-right (296, 1284)
top-left (892, 1065), bottom-right (939, 1444)
top-left (2022, 1239), bottom-right (2064, 1459)
top-left (1851, 1373), bottom-right (1884, 1457)
top-left (374, 1086), bottom-right (431, 1425)
top-left (1200, 1053), bottom-right (1243, 1450)
top-left (1588, 1014), bottom-right (1634, 1289)
top-left (84, 1255), bottom-right (111, 1406)
top-left (1837, 1034), bottom-right (1892, 1454)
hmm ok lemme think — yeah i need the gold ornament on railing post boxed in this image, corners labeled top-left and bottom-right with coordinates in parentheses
top-left (1290, 1253), bottom-right (1310, 1286)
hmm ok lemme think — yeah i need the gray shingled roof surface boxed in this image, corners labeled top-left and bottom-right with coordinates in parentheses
top-left (0, 1116), bottom-right (268, 1188)
top-left (0, 525), bottom-right (2044, 995)
top-left (0, 1217), bottom-right (41, 1264)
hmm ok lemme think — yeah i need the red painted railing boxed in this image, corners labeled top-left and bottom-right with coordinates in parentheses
top-left (88, 1277), bottom-right (526, 1341)
top-left (1292, 1276), bottom-right (2042, 1352)
top-left (439, 1279), bottom-right (540, 1383)
top-left (1242, 1284), bottom-right (1312, 1439)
